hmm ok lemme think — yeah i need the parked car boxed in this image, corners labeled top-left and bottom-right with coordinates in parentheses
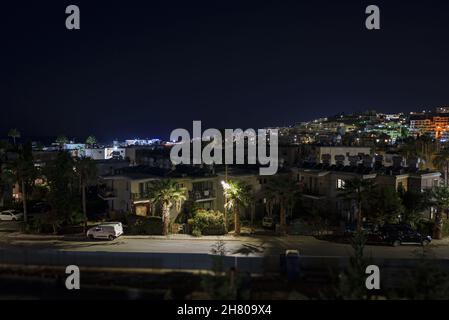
top-left (0, 210), bottom-right (24, 221)
top-left (86, 222), bottom-right (123, 240)
top-left (367, 224), bottom-right (431, 247)
top-left (262, 216), bottom-right (275, 229)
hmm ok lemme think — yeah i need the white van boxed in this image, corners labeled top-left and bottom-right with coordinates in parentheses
top-left (87, 222), bottom-right (123, 240)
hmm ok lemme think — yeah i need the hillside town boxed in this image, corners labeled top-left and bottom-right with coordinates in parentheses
top-left (1, 107), bottom-right (449, 241)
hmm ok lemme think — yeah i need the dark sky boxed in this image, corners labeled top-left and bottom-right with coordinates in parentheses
top-left (2, 0), bottom-right (449, 141)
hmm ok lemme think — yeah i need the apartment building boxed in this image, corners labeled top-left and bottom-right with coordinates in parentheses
top-left (98, 164), bottom-right (286, 224)
top-left (409, 111), bottom-right (449, 140)
top-left (293, 156), bottom-right (441, 222)
top-left (298, 145), bottom-right (372, 166)
top-left (98, 166), bottom-right (220, 220)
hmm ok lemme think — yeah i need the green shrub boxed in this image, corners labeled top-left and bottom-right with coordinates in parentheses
top-left (28, 212), bottom-right (63, 234)
top-left (68, 210), bottom-right (85, 226)
top-left (416, 220), bottom-right (434, 236)
top-left (126, 215), bottom-right (163, 235)
top-left (188, 209), bottom-right (226, 236)
top-left (192, 228), bottom-right (202, 237)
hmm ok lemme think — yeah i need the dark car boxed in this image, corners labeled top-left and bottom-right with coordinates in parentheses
top-left (376, 224), bottom-right (432, 247)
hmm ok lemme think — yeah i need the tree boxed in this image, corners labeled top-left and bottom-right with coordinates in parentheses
top-left (13, 143), bottom-right (36, 224)
top-left (399, 188), bottom-right (432, 226)
top-left (399, 135), bottom-right (437, 170)
top-left (7, 128), bottom-right (21, 145)
top-left (44, 152), bottom-right (78, 231)
top-left (148, 180), bottom-right (186, 235)
top-left (85, 135), bottom-right (97, 147)
top-left (339, 178), bottom-right (375, 232)
top-left (433, 149), bottom-right (449, 187)
top-left (74, 157), bottom-right (97, 231)
top-left (432, 186), bottom-right (449, 240)
top-left (0, 140), bottom-right (14, 207)
top-left (263, 176), bottom-right (299, 235)
top-left (332, 231), bottom-right (372, 299)
top-left (222, 180), bottom-right (252, 236)
top-left (364, 186), bottom-right (403, 225)
top-left (55, 135), bottom-right (69, 150)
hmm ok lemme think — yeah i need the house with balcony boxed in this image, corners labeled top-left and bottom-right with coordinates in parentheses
top-left (293, 154), bottom-right (441, 223)
top-left (98, 165), bottom-right (219, 220)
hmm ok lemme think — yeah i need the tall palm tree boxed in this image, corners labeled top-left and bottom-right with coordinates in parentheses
top-left (222, 180), bottom-right (252, 236)
top-left (339, 178), bottom-right (375, 232)
top-left (263, 176), bottom-right (299, 235)
top-left (148, 179), bottom-right (186, 235)
top-left (8, 129), bottom-right (21, 145)
top-left (75, 157), bottom-right (97, 231)
top-left (432, 186), bottom-right (449, 240)
top-left (433, 149), bottom-right (449, 187)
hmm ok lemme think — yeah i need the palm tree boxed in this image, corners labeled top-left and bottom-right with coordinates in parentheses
top-left (433, 149), bottom-right (449, 187)
top-left (148, 180), bottom-right (186, 235)
top-left (85, 135), bottom-right (97, 147)
top-left (432, 187), bottom-right (449, 240)
top-left (339, 178), bottom-right (375, 232)
top-left (263, 176), bottom-right (299, 235)
top-left (8, 128), bottom-right (21, 145)
top-left (75, 157), bottom-right (97, 231)
top-left (222, 180), bottom-right (252, 236)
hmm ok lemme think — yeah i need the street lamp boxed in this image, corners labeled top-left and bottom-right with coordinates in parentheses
top-left (221, 180), bottom-right (230, 190)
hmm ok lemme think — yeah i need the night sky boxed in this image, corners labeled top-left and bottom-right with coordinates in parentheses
top-left (3, 0), bottom-right (449, 141)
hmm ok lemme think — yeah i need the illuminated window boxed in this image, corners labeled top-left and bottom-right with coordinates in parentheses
top-left (336, 179), bottom-right (346, 190)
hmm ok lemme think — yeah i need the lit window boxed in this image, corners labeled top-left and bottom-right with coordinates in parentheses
top-left (336, 179), bottom-right (346, 190)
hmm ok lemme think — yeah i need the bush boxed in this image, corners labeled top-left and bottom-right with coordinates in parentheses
top-left (415, 220), bottom-right (434, 236)
top-left (192, 228), bottom-right (202, 237)
top-left (126, 215), bottom-right (163, 235)
top-left (188, 210), bottom-right (226, 236)
top-left (68, 210), bottom-right (85, 226)
top-left (28, 212), bottom-right (63, 234)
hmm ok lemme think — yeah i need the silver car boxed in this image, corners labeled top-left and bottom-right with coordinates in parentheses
top-left (86, 222), bottom-right (123, 240)
top-left (0, 210), bottom-right (24, 221)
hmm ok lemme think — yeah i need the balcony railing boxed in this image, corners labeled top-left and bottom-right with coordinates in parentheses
top-left (132, 192), bottom-right (151, 201)
top-left (98, 188), bottom-right (117, 199)
top-left (189, 189), bottom-right (216, 201)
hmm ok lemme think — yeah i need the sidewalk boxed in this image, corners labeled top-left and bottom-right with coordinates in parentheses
top-left (123, 234), bottom-right (256, 241)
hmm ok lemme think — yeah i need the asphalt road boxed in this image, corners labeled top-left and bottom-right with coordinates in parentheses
top-left (1, 221), bottom-right (449, 260)
top-left (3, 234), bottom-right (449, 260)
